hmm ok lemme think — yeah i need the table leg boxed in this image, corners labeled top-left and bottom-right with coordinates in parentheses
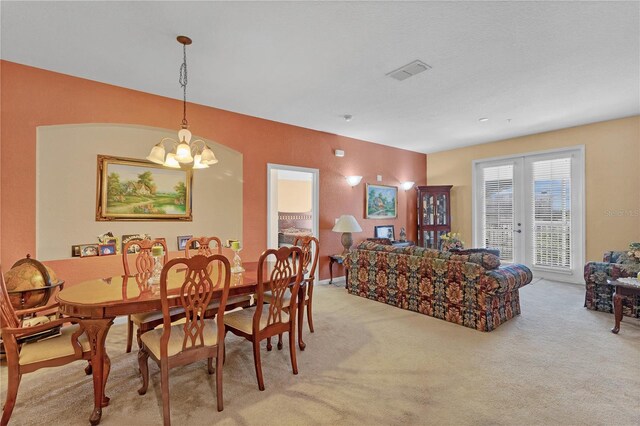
top-left (297, 283), bottom-right (306, 351)
top-left (83, 318), bottom-right (114, 425)
top-left (611, 289), bottom-right (623, 334)
top-left (329, 258), bottom-right (335, 284)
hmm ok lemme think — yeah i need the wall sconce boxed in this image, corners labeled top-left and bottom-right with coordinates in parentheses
top-left (401, 181), bottom-right (415, 190)
top-left (345, 176), bottom-right (362, 187)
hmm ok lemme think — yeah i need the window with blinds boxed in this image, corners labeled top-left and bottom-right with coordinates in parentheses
top-left (482, 165), bottom-right (514, 262)
top-left (531, 157), bottom-right (571, 269)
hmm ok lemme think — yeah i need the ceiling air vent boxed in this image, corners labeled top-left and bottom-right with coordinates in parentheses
top-left (386, 60), bottom-right (431, 81)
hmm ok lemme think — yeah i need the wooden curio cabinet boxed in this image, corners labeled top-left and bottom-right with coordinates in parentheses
top-left (417, 185), bottom-right (452, 249)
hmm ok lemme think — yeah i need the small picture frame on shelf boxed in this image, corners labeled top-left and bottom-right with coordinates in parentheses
top-left (122, 234), bottom-right (150, 254)
top-left (98, 244), bottom-right (116, 256)
top-left (103, 237), bottom-right (119, 254)
top-left (177, 235), bottom-right (193, 251)
top-left (71, 245), bottom-right (82, 257)
top-left (80, 244), bottom-right (99, 258)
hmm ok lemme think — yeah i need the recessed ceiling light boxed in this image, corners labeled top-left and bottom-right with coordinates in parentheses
top-left (343, 114), bottom-right (353, 122)
top-left (479, 118), bottom-right (489, 122)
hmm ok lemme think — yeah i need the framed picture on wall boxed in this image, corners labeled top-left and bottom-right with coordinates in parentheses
top-left (95, 155), bottom-right (193, 221)
top-left (366, 184), bottom-right (398, 219)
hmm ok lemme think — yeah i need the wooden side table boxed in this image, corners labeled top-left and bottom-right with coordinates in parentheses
top-left (328, 254), bottom-right (345, 285)
top-left (608, 277), bottom-right (640, 334)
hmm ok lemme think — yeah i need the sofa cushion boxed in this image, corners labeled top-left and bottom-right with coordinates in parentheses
top-left (449, 248), bottom-right (501, 257)
top-left (435, 251), bottom-right (501, 270)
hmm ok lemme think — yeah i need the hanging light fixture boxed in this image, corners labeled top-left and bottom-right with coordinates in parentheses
top-left (147, 35), bottom-right (218, 169)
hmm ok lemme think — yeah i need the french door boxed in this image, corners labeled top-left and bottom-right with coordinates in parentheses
top-left (473, 147), bottom-right (584, 283)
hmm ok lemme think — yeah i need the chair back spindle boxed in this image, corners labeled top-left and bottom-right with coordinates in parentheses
top-left (159, 255), bottom-right (231, 356)
top-left (292, 236), bottom-right (320, 278)
top-left (185, 236), bottom-right (223, 283)
top-left (255, 247), bottom-right (303, 330)
top-left (122, 238), bottom-right (168, 276)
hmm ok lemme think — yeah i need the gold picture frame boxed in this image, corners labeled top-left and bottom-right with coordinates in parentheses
top-left (365, 184), bottom-right (398, 219)
top-left (96, 155), bottom-right (193, 221)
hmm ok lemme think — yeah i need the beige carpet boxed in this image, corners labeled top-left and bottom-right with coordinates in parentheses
top-left (1, 280), bottom-right (639, 426)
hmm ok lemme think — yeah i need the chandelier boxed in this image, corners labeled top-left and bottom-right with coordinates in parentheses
top-left (147, 35), bottom-right (218, 169)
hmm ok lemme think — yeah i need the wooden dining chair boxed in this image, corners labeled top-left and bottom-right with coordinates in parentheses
top-left (223, 246), bottom-right (303, 391)
top-left (185, 236), bottom-right (253, 314)
top-left (266, 236), bottom-right (319, 351)
top-left (184, 236), bottom-right (222, 258)
top-left (123, 238), bottom-right (183, 353)
top-left (137, 254), bottom-right (232, 425)
top-left (0, 269), bottom-right (93, 426)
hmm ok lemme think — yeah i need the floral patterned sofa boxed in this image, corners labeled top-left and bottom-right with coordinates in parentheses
top-left (344, 242), bottom-right (533, 332)
top-left (584, 246), bottom-right (640, 318)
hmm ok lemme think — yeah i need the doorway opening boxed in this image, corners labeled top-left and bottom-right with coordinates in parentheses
top-left (267, 164), bottom-right (319, 258)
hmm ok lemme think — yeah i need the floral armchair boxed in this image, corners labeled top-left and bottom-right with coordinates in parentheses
top-left (584, 243), bottom-right (640, 318)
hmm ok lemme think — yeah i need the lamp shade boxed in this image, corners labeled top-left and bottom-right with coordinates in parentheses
top-left (402, 181), bottom-right (415, 190)
top-left (345, 176), bottom-right (362, 187)
top-left (146, 143), bottom-right (166, 164)
top-left (163, 152), bottom-right (181, 169)
top-left (332, 215), bottom-right (362, 233)
top-left (200, 146), bottom-right (218, 165)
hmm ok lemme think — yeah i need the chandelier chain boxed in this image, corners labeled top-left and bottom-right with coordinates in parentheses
top-left (179, 42), bottom-right (188, 127)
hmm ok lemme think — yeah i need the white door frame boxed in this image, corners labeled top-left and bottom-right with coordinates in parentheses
top-left (266, 163), bottom-right (320, 279)
top-left (472, 145), bottom-right (585, 283)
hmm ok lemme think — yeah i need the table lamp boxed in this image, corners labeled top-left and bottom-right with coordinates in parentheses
top-left (332, 215), bottom-right (363, 255)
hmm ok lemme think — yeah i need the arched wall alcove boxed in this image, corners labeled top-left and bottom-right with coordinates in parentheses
top-left (36, 123), bottom-right (242, 260)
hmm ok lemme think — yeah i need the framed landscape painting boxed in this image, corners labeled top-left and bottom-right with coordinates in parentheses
top-left (96, 155), bottom-right (192, 221)
top-left (366, 184), bottom-right (398, 219)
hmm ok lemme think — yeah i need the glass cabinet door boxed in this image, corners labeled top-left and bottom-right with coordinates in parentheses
top-left (424, 230), bottom-right (435, 249)
top-left (423, 194), bottom-right (435, 225)
top-left (436, 193), bottom-right (448, 225)
top-left (417, 185), bottom-right (452, 249)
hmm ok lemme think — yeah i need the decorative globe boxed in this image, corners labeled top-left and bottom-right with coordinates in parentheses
top-left (4, 257), bottom-right (60, 310)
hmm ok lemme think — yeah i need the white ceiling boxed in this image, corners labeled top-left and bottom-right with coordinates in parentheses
top-left (1, 1), bottom-right (638, 154)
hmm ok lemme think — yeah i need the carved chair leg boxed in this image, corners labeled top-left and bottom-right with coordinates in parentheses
top-left (252, 339), bottom-right (265, 391)
top-left (289, 326), bottom-right (298, 375)
top-left (223, 329), bottom-right (228, 365)
top-left (1, 369), bottom-right (21, 426)
top-left (126, 315), bottom-right (134, 353)
top-left (136, 327), bottom-right (143, 350)
top-left (160, 360), bottom-right (171, 426)
top-left (207, 357), bottom-right (215, 375)
top-left (216, 346), bottom-right (224, 412)
top-left (266, 337), bottom-right (272, 351)
top-left (137, 350), bottom-right (149, 396)
top-left (85, 362), bottom-right (93, 375)
top-left (277, 333), bottom-right (283, 350)
top-left (307, 299), bottom-right (314, 333)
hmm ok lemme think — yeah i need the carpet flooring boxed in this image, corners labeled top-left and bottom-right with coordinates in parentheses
top-left (1, 279), bottom-right (639, 425)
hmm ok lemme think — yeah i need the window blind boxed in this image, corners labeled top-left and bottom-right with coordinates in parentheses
top-left (482, 165), bottom-right (514, 262)
top-left (531, 157), bottom-right (572, 269)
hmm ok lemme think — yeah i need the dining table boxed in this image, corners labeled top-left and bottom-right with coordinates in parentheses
top-left (56, 260), bottom-right (307, 425)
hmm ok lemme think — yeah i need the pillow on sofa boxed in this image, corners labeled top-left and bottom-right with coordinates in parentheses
top-left (441, 250), bottom-right (501, 270)
top-left (449, 248), bottom-right (501, 257)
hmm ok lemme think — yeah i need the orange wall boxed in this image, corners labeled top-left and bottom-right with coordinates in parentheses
top-left (0, 60), bottom-right (426, 284)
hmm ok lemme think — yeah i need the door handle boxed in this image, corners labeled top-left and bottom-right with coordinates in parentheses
top-left (514, 229), bottom-right (522, 233)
